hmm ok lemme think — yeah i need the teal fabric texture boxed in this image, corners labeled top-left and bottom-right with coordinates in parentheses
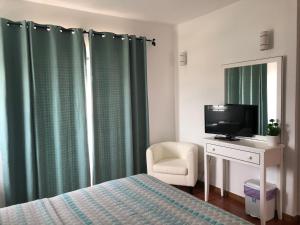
top-left (0, 18), bottom-right (149, 205)
top-left (28, 23), bottom-right (90, 198)
top-left (129, 36), bottom-right (149, 174)
top-left (0, 19), bottom-right (37, 205)
top-left (0, 19), bottom-right (90, 205)
top-left (89, 32), bottom-right (149, 184)
top-left (225, 64), bottom-right (268, 135)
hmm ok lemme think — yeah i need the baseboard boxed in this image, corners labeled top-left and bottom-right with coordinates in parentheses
top-left (197, 181), bottom-right (300, 223)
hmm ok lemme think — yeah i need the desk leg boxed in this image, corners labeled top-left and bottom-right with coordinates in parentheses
top-left (260, 164), bottom-right (266, 225)
top-left (221, 159), bottom-right (225, 197)
top-left (204, 153), bottom-right (209, 201)
top-left (277, 148), bottom-right (283, 219)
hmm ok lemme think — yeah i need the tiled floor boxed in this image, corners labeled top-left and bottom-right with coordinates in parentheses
top-left (175, 184), bottom-right (299, 225)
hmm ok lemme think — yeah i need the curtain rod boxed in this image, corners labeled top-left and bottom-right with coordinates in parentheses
top-left (5, 21), bottom-right (156, 46)
top-left (82, 30), bottom-right (156, 46)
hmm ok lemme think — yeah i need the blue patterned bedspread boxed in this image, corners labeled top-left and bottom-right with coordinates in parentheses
top-left (0, 174), bottom-right (252, 224)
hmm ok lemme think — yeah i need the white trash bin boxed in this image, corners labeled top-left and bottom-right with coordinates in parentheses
top-left (244, 179), bottom-right (277, 221)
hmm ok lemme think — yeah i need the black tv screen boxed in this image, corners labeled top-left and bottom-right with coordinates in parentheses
top-left (205, 104), bottom-right (258, 138)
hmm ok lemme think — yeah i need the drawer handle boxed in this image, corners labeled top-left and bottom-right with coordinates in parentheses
top-left (248, 156), bottom-right (253, 160)
top-left (212, 148), bottom-right (215, 151)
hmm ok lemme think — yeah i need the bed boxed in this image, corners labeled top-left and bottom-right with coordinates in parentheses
top-left (0, 174), bottom-right (252, 225)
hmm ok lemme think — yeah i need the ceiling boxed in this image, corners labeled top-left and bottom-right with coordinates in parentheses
top-left (24, 0), bottom-right (240, 24)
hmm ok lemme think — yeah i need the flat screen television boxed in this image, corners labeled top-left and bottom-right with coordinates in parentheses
top-left (204, 104), bottom-right (258, 140)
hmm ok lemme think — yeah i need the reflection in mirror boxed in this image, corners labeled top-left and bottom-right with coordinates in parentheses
top-left (225, 62), bottom-right (278, 136)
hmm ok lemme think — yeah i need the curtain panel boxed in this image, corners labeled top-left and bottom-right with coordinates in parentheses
top-left (28, 23), bottom-right (90, 198)
top-left (0, 19), bottom-right (90, 205)
top-left (89, 32), bottom-right (149, 184)
top-left (225, 64), bottom-right (268, 135)
top-left (129, 36), bottom-right (149, 174)
top-left (0, 19), bottom-right (37, 205)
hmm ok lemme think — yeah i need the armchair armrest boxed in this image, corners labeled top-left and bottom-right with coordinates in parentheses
top-left (176, 143), bottom-right (198, 160)
top-left (185, 145), bottom-right (198, 186)
top-left (146, 147), bottom-right (155, 174)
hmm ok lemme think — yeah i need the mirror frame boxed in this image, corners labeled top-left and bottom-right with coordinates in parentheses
top-left (222, 56), bottom-right (283, 142)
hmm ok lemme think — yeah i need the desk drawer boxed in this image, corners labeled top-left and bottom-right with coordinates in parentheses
top-left (206, 144), bottom-right (260, 165)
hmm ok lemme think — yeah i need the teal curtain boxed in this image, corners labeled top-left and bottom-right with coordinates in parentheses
top-left (28, 23), bottom-right (90, 198)
top-left (129, 36), bottom-right (149, 174)
top-left (225, 64), bottom-right (268, 135)
top-left (89, 32), bottom-right (149, 184)
top-left (0, 19), bottom-right (90, 205)
top-left (0, 19), bottom-right (37, 205)
top-left (0, 18), bottom-right (149, 204)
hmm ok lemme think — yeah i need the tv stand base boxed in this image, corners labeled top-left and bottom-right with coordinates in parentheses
top-left (214, 135), bottom-right (239, 141)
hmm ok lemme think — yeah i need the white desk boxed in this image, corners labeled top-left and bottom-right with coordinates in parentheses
top-left (203, 137), bottom-right (283, 225)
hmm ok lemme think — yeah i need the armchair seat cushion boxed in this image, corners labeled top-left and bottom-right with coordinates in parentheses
top-left (153, 158), bottom-right (188, 175)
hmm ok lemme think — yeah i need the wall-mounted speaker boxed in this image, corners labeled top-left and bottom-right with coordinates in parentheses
top-left (260, 30), bottom-right (273, 51)
top-left (179, 51), bottom-right (187, 66)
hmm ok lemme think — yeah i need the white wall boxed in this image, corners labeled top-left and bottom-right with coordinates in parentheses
top-left (0, 0), bottom-right (176, 144)
top-left (177, 0), bottom-right (298, 216)
top-left (297, 0), bottom-right (300, 216)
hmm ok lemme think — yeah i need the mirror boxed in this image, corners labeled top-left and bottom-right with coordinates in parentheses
top-left (224, 57), bottom-right (282, 137)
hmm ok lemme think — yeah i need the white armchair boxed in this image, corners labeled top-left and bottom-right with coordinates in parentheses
top-left (146, 142), bottom-right (198, 187)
